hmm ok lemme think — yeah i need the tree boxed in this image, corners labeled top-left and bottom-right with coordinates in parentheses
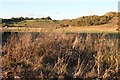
top-left (41, 16), bottom-right (52, 20)
top-left (46, 16), bottom-right (52, 20)
top-left (19, 17), bottom-right (24, 21)
top-left (25, 17), bottom-right (29, 20)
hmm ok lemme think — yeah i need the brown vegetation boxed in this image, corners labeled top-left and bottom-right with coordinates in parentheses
top-left (2, 32), bottom-right (120, 79)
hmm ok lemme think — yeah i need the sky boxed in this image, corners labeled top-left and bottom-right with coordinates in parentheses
top-left (0, 0), bottom-right (119, 20)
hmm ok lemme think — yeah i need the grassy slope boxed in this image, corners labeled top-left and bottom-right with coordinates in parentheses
top-left (1, 20), bottom-right (118, 33)
top-left (1, 12), bottom-right (119, 33)
top-left (54, 17), bottom-right (118, 33)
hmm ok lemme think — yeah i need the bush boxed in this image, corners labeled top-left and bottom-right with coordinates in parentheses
top-left (2, 23), bottom-right (8, 27)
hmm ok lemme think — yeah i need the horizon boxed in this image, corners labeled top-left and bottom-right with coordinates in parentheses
top-left (0, 1), bottom-right (118, 20)
top-left (1, 11), bottom-right (118, 20)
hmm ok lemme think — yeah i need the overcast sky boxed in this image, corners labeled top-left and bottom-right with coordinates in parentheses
top-left (0, 0), bottom-right (119, 20)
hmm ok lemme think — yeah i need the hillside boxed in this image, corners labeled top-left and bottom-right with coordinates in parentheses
top-left (60, 12), bottom-right (118, 27)
top-left (0, 12), bottom-right (119, 33)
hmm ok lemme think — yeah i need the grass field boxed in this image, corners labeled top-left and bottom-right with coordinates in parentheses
top-left (1, 12), bottom-right (120, 79)
top-left (0, 25), bottom-right (118, 33)
top-left (1, 15), bottom-right (119, 33)
top-left (53, 26), bottom-right (118, 33)
top-left (2, 32), bottom-right (120, 79)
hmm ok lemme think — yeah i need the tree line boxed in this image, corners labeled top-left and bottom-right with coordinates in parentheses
top-left (2, 16), bottom-right (52, 23)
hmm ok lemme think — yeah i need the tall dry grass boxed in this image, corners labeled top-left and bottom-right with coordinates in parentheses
top-left (2, 32), bottom-right (120, 79)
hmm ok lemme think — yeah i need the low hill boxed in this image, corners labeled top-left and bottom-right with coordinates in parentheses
top-left (1, 12), bottom-right (119, 33)
top-left (60, 12), bottom-right (119, 27)
top-left (1, 12), bottom-right (119, 28)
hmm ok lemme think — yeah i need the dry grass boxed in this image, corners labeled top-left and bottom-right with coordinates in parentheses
top-left (0, 24), bottom-right (119, 33)
top-left (53, 25), bottom-right (118, 33)
top-left (2, 32), bottom-right (120, 79)
top-left (0, 27), bottom-right (43, 32)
